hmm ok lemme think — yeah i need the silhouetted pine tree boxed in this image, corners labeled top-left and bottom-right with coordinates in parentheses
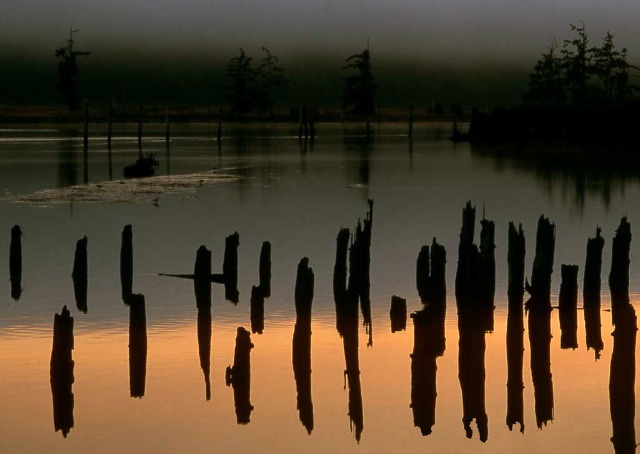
top-left (342, 49), bottom-right (376, 115)
top-left (256, 47), bottom-right (288, 114)
top-left (523, 40), bottom-right (566, 106)
top-left (55, 28), bottom-right (90, 112)
top-left (561, 22), bottom-right (593, 103)
top-left (590, 32), bottom-right (636, 102)
top-left (225, 49), bottom-right (257, 115)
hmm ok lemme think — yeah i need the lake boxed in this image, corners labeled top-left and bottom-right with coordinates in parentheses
top-left (0, 122), bottom-right (637, 453)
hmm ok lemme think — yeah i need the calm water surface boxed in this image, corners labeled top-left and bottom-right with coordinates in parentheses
top-left (0, 122), bottom-right (637, 453)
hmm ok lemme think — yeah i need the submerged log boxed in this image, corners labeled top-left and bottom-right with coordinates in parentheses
top-left (558, 264), bottom-right (579, 350)
top-left (9, 225), bottom-right (22, 301)
top-left (50, 306), bottom-right (74, 438)
top-left (389, 295), bottom-right (407, 333)
top-left (583, 227), bottom-right (605, 309)
top-left (72, 237), bottom-right (88, 313)
top-left (128, 294), bottom-right (147, 398)
top-left (120, 225), bottom-right (133, 301)
top-left (223, 232), bottom-right (240, 303)
top-left (225, 327), bottom-right (254, 424)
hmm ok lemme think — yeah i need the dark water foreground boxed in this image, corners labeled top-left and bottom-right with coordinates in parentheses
top-left (0, 123), bottom-right (638, 453)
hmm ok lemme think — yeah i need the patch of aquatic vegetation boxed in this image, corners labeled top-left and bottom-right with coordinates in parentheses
top-left (10, 172), bottom-right (239, 205)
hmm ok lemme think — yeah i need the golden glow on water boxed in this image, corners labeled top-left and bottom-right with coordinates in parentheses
top-left (0, 300), bottom-right (633, 453)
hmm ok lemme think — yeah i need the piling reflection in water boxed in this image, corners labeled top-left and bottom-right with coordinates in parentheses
top-left (293, 257), bottom-right (314, 434)
top-left (223, 232), bottom-right (240, 304)
top-left (225, 327), bottom-right (254, 424)
top-left (194, 245), bottom-right (212, 400)
top-left (50, 306), bottom-right (74, 438)
top-left (506, 222), bottom-right (525, 433)
top-left (120, 225), bottom-right (133, 301)
top-left (410, 303), bottom-right (446, 436)
top-left (9, 225), bottom-right (22, 301)
top-left (128, 294), bottom-right (147, 398)
top-left (528, 306), bottom-right (554, 429)
top-left (558, 264), bottom-right (579, 350)
top-left (584, 227), bottom-right (605, 359)
top-left (609, 294), bottom-right (637, 454)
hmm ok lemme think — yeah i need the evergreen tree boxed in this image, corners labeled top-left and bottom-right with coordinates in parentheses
top-left (561, 22), bottom-right (592, 103)
top-left (342, 49), bottom-right (376, 115)
top-left (225, 49), bottom-right (256, 115)
top-left (523, 40), bottom-right (566, 105)
top-left (591, 32), bottom-right (636, 102)
top-left (256, 47), bottom-right (288, 114)
top-left (55, 28), bottom-right (90, 111)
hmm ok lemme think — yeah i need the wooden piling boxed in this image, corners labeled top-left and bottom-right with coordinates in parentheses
top-left (120, 225), bottom-right (133, 301)
top-left (416, 245), bottom-right (430, 304)
top-left (479, 218), bottom-right (496, 308)
top-left (9, 225), bottom-right (22, 301)
top-left (250, 285), bottom-right (265, 335)
top-left (429, 238), bottom-right (447, 306)
top-left (507, 222), bottom-right (526, 307)
top-left (527, 215), bottom-right (555, 310)
top-left (129, 294), bottom-right (147, 398)
top-left (295, 257), bottom-right (314, 318)
top-left (583, 227), bottom-right (604, 309)
top-left (259, 241), bottom-right (271, 297)
top-left (609, 216), bottom-right (631, 310)
top-left (194, 246), bottom-right (212, 309)
top-left (72, 237), bottom-right (88, 313)
top-left (390, 295), bottom-right (407, 333)
top-left (559, 264), bottom-right (579, 349)
top-left (223, 232), bottom-right (240, 303)
top-left (225, 327), bottom-right (255, 424)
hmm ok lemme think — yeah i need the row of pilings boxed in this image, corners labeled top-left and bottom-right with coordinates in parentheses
top-left (37, 200), bottom-right (635, 447)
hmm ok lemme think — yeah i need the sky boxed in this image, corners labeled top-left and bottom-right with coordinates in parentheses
top-left (1, 0), bottom-right (639, 106)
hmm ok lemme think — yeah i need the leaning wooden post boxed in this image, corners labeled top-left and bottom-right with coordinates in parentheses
top-left (527, 215), bottom-right (555, 310)
top-left (389, 295), bottom-right (407, 333)
top-left (408, 103), bottom-right (414, 140)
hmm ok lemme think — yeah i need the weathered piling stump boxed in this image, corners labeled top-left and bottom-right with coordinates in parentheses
top-left (479, 217), bottom-right (496, 309)
top-left (50, 306), bottom-right (74, 438)
top-left (194, 245), bottom-right (212, 309)
top-left (609, 216), bottom-right (631, 313)
top-left (559, 264), bottom-right (579, 349)
top-left (9, 225), bottom-right (22, 301)
top-left (223, 232), bottom-right (240, 303)
top-left (507, 222), bottom-right (526, 308)
top-left (259, 241), bottom-right (271, 297)
top-left (583, 227), bottom-right (604, 309)
top-left (250, 285), bottom-right (265, 335)
top-left (295, 257), bottom-right (314, 319)
top-left (429, 239), bottom-right (447, 306)
top-left (72, 237), bottom-right (88, 313)
top-left (128, 294), bottom-right (147, 398)
top-left (390, 295), bottom-right (407, 333)
top-left (120, 225), bottom-right (133, 301)
top-left (526, 215), bottom-right (556, 311)
top-left (333, 228), bottom-right (350, 303)
top-left (225, 327), bottom-right (255, 424)
top-left (455, 201), bottom-right (477, 306)
top-left (416, 246), bottom-right (430, 304)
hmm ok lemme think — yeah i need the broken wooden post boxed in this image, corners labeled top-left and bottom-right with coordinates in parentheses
top-left (583, 227), bottom-right (605, 308)
top-left (609, 216), bottom-right (631, 313)
top-left (223, 232), bottom-right (240, 303)
top-left (250, 285), bottom-right (265, 335)
top-left (194, 245), bottom-right (212, 309)
top-left (408, 103), bottom-right (414, 140)
top-left (416, 245), bottom-right (430, 304)
top-left (137, 103), bottom-right (143, 156)
top-left (72, 237), bottom-right (88, 313)
top-left (429, 238), bottom-right (447, 307)
top-left (259, 241), bottom-right (271, 297)
top-left (390, 295), bottom-right (407, 333)
top-left (128, 294), bottom-right (147, 398)
top-left (479, 217), bottom-right (496, 309)
top-left (9, 225), bottom-right (22, 301)
top-left (455, 201), bottom-right (476, 306)
top-left (558, 264), bottom-right (579, 349)
top-left (507, 222), bottom-right (526, 308)
top-left (225, 327), bottom-right (255, 424)
top-left (295, 257), bottom-right (314, 319)
top-left (107, 98), bottom-right (113, 149)
top-left (333, 228), bottom-right (350, 302)
top-left (120, 225), bottom-right (133, 301)
top-left (526, 215), bottom-right (555, 311)
top-left (50, 306), bottom-right (74, 438)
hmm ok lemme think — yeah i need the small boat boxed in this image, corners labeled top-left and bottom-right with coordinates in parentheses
top-left (123, 154), bottom-right (159, 178)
